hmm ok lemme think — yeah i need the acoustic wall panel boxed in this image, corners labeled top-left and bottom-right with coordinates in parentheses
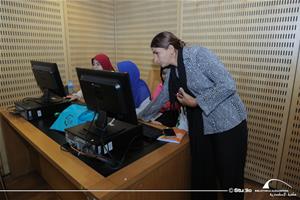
top-left (182, 0), bottom-right (300, 188)
top-left (0, 0), bottom-right (67, 108)
top-left (64, 0), bottom-right (115, 87)
top-left (279, 45), bottom-right (300, 194)
top-left (115, 0), bottom-right (179, 82)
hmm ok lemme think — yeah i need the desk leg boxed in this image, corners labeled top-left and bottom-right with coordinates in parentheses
top-left (1, 117), bottom-right (34, 178)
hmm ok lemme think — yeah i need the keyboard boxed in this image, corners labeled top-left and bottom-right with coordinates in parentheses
top-left (141, 124), bottom-right (163, 139)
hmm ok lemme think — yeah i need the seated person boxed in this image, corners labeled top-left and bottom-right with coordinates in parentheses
top-left (69, 53), bottom-right (115, 100)
top-left (116, 60), bottom-right (151, 108)
top-left (152, 66), bottom-right (168, 101)
top-left (91, 53), bottom-right (115, 71)
top-left (150, 67), bottom-right (180, 128)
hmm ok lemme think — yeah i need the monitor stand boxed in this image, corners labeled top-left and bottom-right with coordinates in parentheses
top-left (93, 111), bottom-right (108, 133)
top-left (35, 89), bottom-right (64, 105)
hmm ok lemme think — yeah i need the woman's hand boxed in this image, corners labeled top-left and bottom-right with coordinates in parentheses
top-left (176, 87), bottom-right (198, 107)
top-left (65, 94), bottom-right (81, 101)
top-left (150, 120), bottom-right (163, 125)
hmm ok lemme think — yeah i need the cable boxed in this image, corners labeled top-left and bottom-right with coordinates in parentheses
top-left (22, 97), bottom-right (40, 103)
top-left (69, 144), bottom-right (115, 165)
top-left (116, 134), bottom-right (141, 166)
top-left (60, 144), bottom-right (70, 152)
top-left (6, 105), bottom-right (21, 114)
top-left (100, 134), bottom-right (141, 170)
top-left (60, 143), bottom-right (115, 165)
top-left (108, 118), bottom-right (115, 126)
top-left (21, 96), bottom-right (64, 105)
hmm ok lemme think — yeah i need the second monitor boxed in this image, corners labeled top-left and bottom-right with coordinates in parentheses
top-left (31, 60), bottom-right (66, 104)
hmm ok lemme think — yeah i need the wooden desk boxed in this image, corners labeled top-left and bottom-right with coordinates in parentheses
top-left (0, 110), bottom-right (190, 200)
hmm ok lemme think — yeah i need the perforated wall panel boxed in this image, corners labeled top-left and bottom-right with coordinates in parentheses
top-left (115, 0), bottom-right (180, 82)
top-left (0, 0), bottom-right (67, 107)
top-left (182, 0), bottom-right (300, 189)
top-left (64, 0), bottom-right (115, 87)
top-left (279, 47), bottom-right (300, 194)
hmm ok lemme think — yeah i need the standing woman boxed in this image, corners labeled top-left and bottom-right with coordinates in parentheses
top-left (138, 31), bottom-right (248, 200)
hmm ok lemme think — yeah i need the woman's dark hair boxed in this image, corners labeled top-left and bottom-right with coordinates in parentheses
top-left (151, 31), bottom-right (185, 49)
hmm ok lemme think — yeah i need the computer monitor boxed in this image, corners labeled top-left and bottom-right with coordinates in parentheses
top-left (31, 60), bottom-right (66, 104)
top-left (76, 68), bottom-right (138, 131)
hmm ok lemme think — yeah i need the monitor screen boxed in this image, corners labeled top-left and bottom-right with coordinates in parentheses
top-left (76, 68), bottom-right (138, 129)
top-left (31, 60), bottom-right (66, 103)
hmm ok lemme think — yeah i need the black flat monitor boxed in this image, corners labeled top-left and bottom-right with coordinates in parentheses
top-left (76, 68), bottom-right (138, 131)
top-left (31, 60), bottom-right (66, 104)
